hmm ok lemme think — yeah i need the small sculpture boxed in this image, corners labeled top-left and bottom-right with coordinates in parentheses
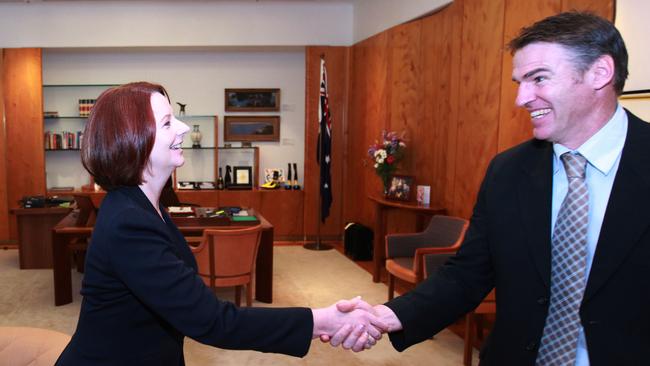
top-left (190, 125), bottom-right (202, 148)
top-left (176, 102), bottom-right (187, 116)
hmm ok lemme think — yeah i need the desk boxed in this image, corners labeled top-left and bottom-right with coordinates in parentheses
top-left (51, 210), bottom-right (274, 306)
top-left (11, 207), bottom-right (72, 269)
top-left (368, 195), bottom-right (446, 282)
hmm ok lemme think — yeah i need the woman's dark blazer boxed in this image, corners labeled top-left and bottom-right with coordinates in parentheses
top-left (56, 186), bottom-right (312, 365)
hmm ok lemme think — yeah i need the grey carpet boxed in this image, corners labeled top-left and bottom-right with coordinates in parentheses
top-left (0, 247), bottom-right (477, 365)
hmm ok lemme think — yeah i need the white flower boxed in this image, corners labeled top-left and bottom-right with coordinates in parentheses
top-left (374, 163), bottom-right (378, 168)
top-left (374, 149), bottom-right (387, 164)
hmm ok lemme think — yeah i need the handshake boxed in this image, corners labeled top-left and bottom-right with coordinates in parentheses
top-left (311, 296), bottom-right (403, 352)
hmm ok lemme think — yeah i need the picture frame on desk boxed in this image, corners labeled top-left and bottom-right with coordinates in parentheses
top-left (386, 175), bottom-right (414, 201)
top-left (229, 166), bottom-right (253, 190)
top-left (225, 88), bottom-right (280, 112)
top-left (224, 116), bottom-right (280, 142)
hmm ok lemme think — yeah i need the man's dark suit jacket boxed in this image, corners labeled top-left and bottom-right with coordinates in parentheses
top-left (386, 111), bottom-right (650, 365)
top-left (56, 186), bottom-right (312, 365)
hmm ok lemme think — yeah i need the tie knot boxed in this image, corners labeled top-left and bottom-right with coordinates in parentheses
top-left (561, 152), bottom-right (587, 179)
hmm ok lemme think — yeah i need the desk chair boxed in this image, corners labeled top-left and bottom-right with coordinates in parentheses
top-left (71, 194), bottom-right (98, 272)
top-left (191, 225), bottom-right (262, 307)
top-left (385, 215), bottom-right (468, 300)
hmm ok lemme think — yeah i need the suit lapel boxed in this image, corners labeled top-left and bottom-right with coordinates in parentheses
top-left (584, 112), bottom-right (650, 301)
top-left (518, 141), bottom-right (554, 290)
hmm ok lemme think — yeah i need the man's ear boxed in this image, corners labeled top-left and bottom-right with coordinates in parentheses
top-left (589, 54), bottom-right (615, 90)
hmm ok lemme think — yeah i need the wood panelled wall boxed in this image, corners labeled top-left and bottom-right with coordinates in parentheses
top-left (2, 48), bottom-right (46, 240)
top-left (333, 0), bottom-right (613, 235)
top-left (0, 49), bottom-right (8, 242)
top-left (0, 0), bottom-right (615, 241)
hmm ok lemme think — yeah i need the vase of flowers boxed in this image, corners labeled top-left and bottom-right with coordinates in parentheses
top-left (368, 130), bottom-right (406, 196)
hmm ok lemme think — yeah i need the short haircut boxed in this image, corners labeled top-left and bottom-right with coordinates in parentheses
top-left (508, 11), bottom-right (628, 95)
top-left (81, 82), bottom-right (169, 190)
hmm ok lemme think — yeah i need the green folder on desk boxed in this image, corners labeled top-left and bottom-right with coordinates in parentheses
top-left (231, 216), bottom-right (258, 222)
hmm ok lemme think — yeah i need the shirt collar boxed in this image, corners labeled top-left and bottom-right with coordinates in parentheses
top-left (553, 104), bottom-right (628, 176)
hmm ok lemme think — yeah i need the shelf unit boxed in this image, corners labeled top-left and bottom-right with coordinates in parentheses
top-left (43, 84), bottom-right (118, 191)
top-left (174, 115), bottom-right (219, 186)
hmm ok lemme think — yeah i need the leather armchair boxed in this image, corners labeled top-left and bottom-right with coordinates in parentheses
top-left (385, 215), bottom-right (469, 300)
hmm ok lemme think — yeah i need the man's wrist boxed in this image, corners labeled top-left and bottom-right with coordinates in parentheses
top-left (374, 304), bottom-right (403, 332)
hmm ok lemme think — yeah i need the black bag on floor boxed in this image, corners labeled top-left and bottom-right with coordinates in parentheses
top-left (344, 223), bottom-right (374, 260)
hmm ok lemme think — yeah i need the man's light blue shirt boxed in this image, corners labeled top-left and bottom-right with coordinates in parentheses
top-left (551, 105), bottom-right (628, 366)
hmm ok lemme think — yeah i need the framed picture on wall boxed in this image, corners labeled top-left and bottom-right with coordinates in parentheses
top-left (224, 116), bottom-right (280, 142)
top-left (386, 175), bottom-right (414, 201)
top-left (225, 88), bottom-right (281, 112)
top-left (230, 166), bottom-right (253, 190)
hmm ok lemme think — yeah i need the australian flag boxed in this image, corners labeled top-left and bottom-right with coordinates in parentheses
top-left (317, 58), bottom-right (333, 222)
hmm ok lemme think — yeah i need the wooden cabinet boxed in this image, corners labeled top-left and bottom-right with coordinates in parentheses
top-left (11, 206), bottom-right (72, 268)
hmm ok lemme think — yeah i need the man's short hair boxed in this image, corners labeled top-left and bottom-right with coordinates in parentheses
top-left (81, 82), bottom-right (169, 190)
top-left (508, 11), bottom-right (628, 94)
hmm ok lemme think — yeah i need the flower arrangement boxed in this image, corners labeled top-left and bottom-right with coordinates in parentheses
top-left (368, 130), bottom-right (406, 193)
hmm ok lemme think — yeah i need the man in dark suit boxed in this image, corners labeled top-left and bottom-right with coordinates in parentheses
top-left (330, 11), bottom-right (650, 366)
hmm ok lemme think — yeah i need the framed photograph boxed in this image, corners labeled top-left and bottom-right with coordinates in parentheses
top-left (386, 175), bottom-right (414, 201)
top-left (225, 88), bottom-right (280, 112)
top-left (224, 116), bottom-right (280, 142)
top-left (231, 166), bottom-right (253, 189)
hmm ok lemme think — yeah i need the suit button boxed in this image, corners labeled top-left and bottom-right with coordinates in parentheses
top-left (525, 341), bottom-right (537, 351)
top-left (537, 297), bottom-right (548, 305)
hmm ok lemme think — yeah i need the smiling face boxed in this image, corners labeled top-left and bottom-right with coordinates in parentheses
top-left (512, 42), bottom-right (599, 148)
top-left (147, 92), bottom-right (190, 179)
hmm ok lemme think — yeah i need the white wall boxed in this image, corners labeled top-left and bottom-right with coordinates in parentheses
top-left (615, 0), bottom-right (650, 120)
top-left (353, 0), bottom-right (452, 43)
top-left (615, 0), bottom-right (649, 93)
top-left (0, 1), bottom-right (353, 47)
top-left (42, 48), bottom-right (306, 188)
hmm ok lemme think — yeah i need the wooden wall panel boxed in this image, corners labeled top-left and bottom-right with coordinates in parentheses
top-left (562, 0), bottom-right (614, 19)
top-left (384, 21), bottom-right (422, 234)
top-left (343, 33), bottom-right (389, 230)
top-left (0, 49), bottom-right (8, 242)
top-left (303, 46), bottom-right (349, 238)
top-left (452, 0), bottom-right (505, 219)
top-left (497, 0), bottom-right (561, 153)
top-left (387, 21), bottom-right (422, 173)
top-left (3, 48), bottom-right (45, 240)
top-left (421, 3), bottom-right (463, 211)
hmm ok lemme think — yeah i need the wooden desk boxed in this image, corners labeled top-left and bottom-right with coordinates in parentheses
top-left (11, 206), bottom-right (72, 269)
top-left (368, 195), bottom-right (446, 282)
top-left (51, 210), bottom-right (274, 306)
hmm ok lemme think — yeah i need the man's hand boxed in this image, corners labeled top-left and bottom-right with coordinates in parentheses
top-left (312, 296), bottom-right (387, 352)
top-left (319, 298), bottom-right (404, 347)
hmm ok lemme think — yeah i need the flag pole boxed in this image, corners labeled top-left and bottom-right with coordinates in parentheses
top-left (304, 54), bottom-right (333, 251)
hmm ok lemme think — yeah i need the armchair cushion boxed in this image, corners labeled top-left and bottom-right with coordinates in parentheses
top-left (0, 327), bottom-right (70, 366)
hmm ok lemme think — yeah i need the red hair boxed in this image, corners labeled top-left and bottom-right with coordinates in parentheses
top-left (81, 82), bottom-right (169, 190)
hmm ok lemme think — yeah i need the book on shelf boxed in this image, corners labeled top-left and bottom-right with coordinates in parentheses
top-left (78, 99), bottom-right (96, 117)
top-left (44, 130), bottom-right (83, 150)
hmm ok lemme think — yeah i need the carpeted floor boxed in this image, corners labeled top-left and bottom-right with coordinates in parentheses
top-left (0, 246), bottom-right (477, 365)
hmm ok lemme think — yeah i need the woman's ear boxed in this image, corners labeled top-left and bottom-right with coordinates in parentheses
top-left (589, 54), bottom-right (615, 91)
